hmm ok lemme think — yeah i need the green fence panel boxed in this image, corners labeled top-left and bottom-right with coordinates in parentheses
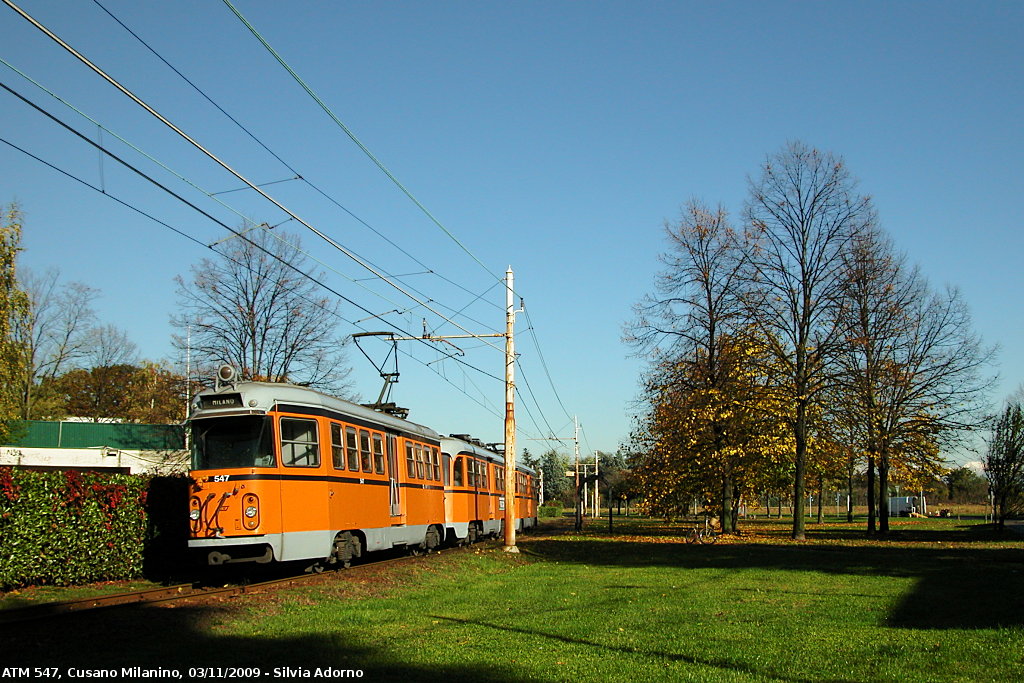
top-left (3, 421), bottom-right (185, 450)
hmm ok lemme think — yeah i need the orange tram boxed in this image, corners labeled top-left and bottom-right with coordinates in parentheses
top-left (187, 377), bottom-right (538, 567)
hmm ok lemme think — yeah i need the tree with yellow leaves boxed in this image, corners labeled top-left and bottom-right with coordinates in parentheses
top-left (0, 203), bottom-right (29, 442)
top-left (630, 334), bottom-right (791, 530)
top-left (628, 200), bottom-right (754, 529)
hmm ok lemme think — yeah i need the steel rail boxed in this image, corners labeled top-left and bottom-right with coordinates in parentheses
top-left (0, 542), bottom-right (490, 626)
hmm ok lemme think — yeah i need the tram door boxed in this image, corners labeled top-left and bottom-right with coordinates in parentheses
top-left (442, 453), bottom-right (453, 524)
top-left (387, 435), bottom-right (402, 518)
top-left (277, 415), bottom-right (328, 561)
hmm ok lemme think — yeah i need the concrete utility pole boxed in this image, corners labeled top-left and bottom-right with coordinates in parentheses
top-left (574, 416), bottom-right (582, 531)
top-left (384, 267), bottom-right (520, 551)
top-left (503, 267), bottom-right (519, 553)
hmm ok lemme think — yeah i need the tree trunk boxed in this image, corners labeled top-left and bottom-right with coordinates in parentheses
top-left (878, 451), bottom-right (890, 535)
top-left (721, 474), bottom-right (734, 535)
top-left (816, 475), bottom-right (824, 524)
top-left (866, 453), bottom-right (876, 535)
top-left (846, 466), bottom-right (855, 523)
top-left (792, 410), bottom-right (808, 540)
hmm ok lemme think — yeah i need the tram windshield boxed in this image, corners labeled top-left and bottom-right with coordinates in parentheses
top-left (191, 416), bottom-right (275, 470)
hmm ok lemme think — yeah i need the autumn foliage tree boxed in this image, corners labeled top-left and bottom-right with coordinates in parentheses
top-left (0, 203), bottom-right (28, 441)
top-left (50, 362), bottom-right (186, 423)
top-left (628, 201), bottom-right (759, 530)
top-left (629, 143), bottom-right (992, 538)
top-left (630, 335), bottom-right (791, 529)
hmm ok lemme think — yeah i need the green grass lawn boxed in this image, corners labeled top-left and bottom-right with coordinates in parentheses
top-left (2, 517), bottom-right (1022, 682)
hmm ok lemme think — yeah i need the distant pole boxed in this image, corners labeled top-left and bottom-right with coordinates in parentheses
top-left (574, 416), bottom-right (582, 531)
top-left (503, 267), bottom-right (519, 553)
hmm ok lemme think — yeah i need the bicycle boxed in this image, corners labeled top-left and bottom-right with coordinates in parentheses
top-left (685, 516), bottom-right (719, 545)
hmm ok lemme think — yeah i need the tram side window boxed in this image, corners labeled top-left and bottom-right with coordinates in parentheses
top-left (480, 462), bottom-right (488, 490)
top-left (443, 454), bottom-right (451, 486)
top-left (425, 448), bottom-right (435, 481)
top-left (453, 456), bottom-right (463, 486)
top-left (495, 466), bottom-right (504, 491)
top-left (359, 430), bottom-right (372, 473)
top-left (372, 434), bottom-right (386, 475)
top-left (406, 443), bottom-right (416, 479)
top-left (280, 417), bottom-right (320, 468)
top-left (415, 445), bottom-right (426, 480)
top-left (431, 447), bottom-right (441, 481)
top-left (331, 423), bottom-right (345, 470)
top-left (346, 426), bottom-right (359, 470)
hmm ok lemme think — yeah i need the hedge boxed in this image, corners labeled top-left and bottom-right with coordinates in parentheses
top-left (538, 505), bottom-right (563, 518)
top-left (0, 467), bottom-right (189, 590)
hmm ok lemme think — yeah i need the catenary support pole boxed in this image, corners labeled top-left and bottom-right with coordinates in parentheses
top-left (503, 267), bottom-right (519, 553)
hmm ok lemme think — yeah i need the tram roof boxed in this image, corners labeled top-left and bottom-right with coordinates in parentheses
top-left (190, 381), bottom-right (441, 441)
top-left (441, 434), bottom-right (536, 475)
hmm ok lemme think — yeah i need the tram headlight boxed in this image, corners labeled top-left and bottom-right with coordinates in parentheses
top-left (241, 493), bottom-right (260, 530)
top-left (189, 508), bottom-right (201, 521)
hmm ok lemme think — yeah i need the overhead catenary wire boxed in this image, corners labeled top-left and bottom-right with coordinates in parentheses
top-left (0, 54), bottom-right (423, 318)
top-left (0, 112), bottom-right (512, 407)
top-left (2, 77), bottom-right (557, 445)
top-left (98, 0), bottom-right (573, 439)
top-left (5, 1), bottom-right (575, 447)
top-left (4, 0), bottom-right (506, 357)
top-left (90, 0), bottom-right (501, 316)
top-left (219, 0), bottom-right (508, 294)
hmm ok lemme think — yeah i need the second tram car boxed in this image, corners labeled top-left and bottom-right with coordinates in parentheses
top-left (187, 373), bottom-right (537, 567)
top-left (441, 435), bottom-right (538, 544)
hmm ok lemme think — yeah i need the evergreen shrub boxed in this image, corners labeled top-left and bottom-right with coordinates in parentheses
top-left (0, 467), bottom-right (153, 590)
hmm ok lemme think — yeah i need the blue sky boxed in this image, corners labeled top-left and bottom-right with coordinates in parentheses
top-left (2, 1), bottom-right (1021, 465)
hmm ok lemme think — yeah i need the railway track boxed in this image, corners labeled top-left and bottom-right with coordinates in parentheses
top-left (0, 542), bottom-right (486, 626)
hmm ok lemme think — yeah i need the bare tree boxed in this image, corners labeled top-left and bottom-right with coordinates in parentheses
top-left (984, 402), bottom-right (1024, 529)
top-left (836, 226), bottom-right (920, 534)
top-left (743, 141), bottom-right (875, 540)
top-left (173, 226), bottom-right (351, 394)
top-left (836, 226), bottom-right (994, 534)
top-left (12, 268), bottom-right (99, 419)
top-left (85, 323), bottom-right (139, 368)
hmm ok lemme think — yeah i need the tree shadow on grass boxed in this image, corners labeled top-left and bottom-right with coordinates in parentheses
top-left (431, 614), bottom-right (823, 683)
top-left (0, 603), bottom-right (529, 682)
top-left (804, 523), bottom-right (1003, 545)
top-left (520, 534), bottom-right (1024, 630)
